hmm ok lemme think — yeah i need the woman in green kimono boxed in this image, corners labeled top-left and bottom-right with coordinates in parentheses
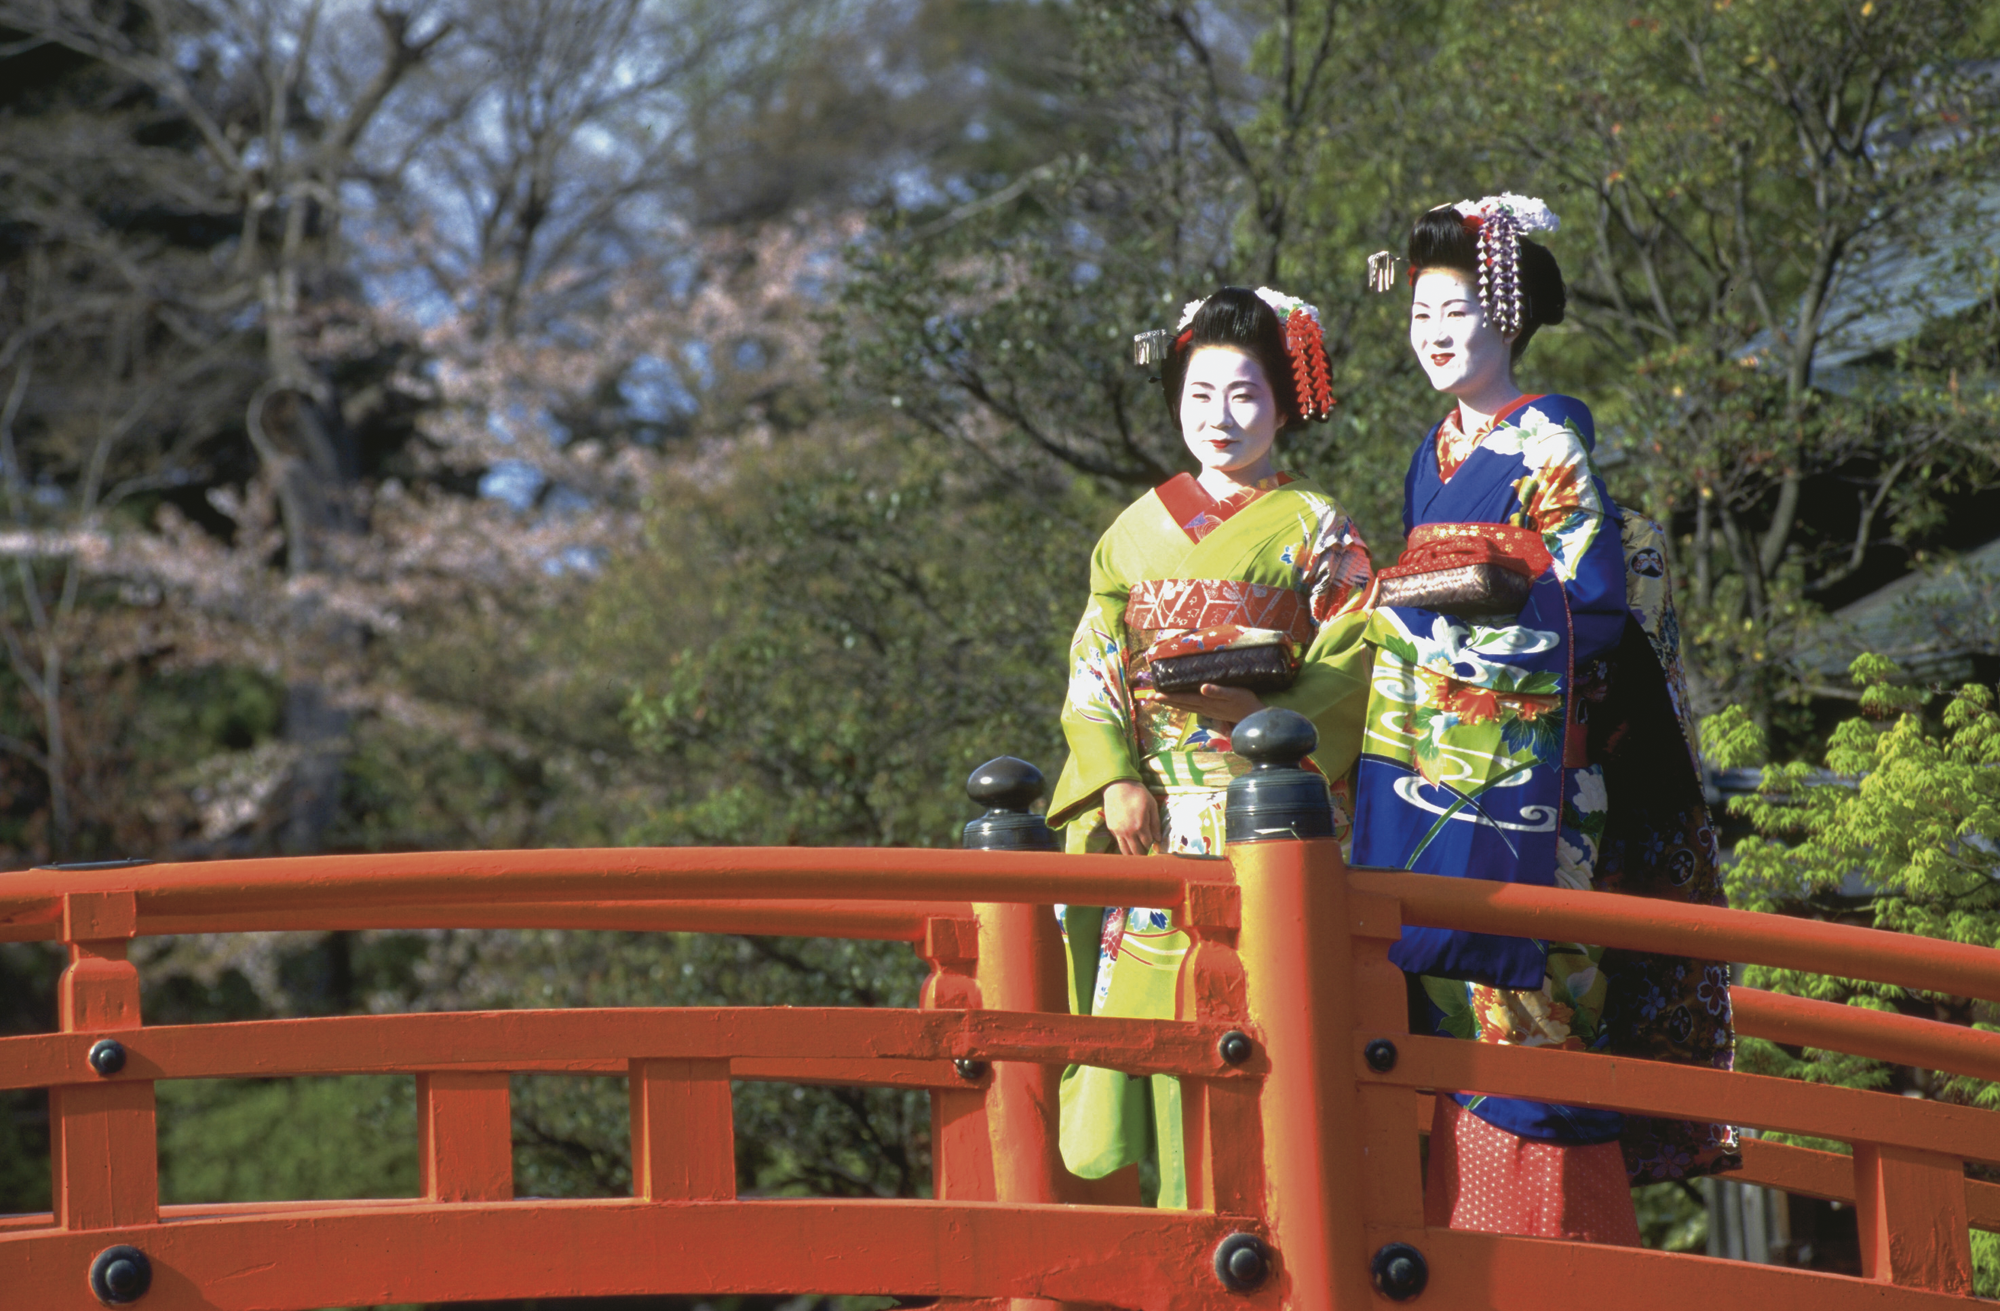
top-left (1045, 286), bottom-right (1375, 1206)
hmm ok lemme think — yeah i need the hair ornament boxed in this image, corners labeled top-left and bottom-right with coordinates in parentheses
top-left (1451, 193), bottom-right (1560, 235)
top-left (1132, 328), bottom-right (1174, 367)
top-left (1134, 286), bottom-right (1337, 423)
top-left (1366, 251), bottom-right (1401, 294)
top-left (1443, 193), bottom-right (1560, 339)
top-left (1254, 288), bottom-right (1336, 423)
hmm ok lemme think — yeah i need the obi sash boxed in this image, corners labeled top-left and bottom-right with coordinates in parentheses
top-left (1124, 578), bottom-right (1317, 643)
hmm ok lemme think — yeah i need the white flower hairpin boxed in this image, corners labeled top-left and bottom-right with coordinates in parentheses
top-left (1453, 193), bottom-right (1561, 235)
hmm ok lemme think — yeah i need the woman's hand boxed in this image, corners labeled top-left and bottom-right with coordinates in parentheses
top-left (1138, 683), bottom-right (1266, 725)
top-left (1103, 779), bottom-right (1160, 856)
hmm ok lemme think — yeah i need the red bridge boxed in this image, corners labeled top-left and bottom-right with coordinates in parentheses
top-left (1, 830), bottom-right (1996, 1308)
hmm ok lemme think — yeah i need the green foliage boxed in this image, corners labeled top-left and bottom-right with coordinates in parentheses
top-left (623, 429), bottom-right (1107, 847)
top-left (1634, 1180), bottom-right (1709, 1253)
top-left (1404, 0), bottom-right (2000, 728)
top-left (1705, 656), bottom-right (2000, 1288)
top-left (157, 1077), bottom-right (419, 1204)
top-left (832, 2), bottom-right (1448, 554)
top-left (1717, 658), bottom-right (2000, 965)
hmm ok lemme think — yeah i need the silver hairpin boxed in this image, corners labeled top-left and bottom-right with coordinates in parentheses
top-left (1367, 251), bottom-right (1400, 294)
top-left (1132, 328), bottom-right (1172, 367)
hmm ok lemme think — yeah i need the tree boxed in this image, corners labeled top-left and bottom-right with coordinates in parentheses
top-left (1411, 0), bottom-right (2000, 724)
top-left (0, 0), bottom-right (1120, 1229)
top-left (1704, 656), bottom-right (2000, 1289)
top-left (837, 0), bottom-right (1442, 516)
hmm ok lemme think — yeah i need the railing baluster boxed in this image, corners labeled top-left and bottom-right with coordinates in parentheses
top-left (1851, 1142), bottom-right (1975, 1294)
top-left (628, 1059), bottom-right (734, 1201)
top-left (418, 1070), bottom-right (515, 1201)
top-left (1347, 891), bottom-right (1424, 1229)
top-left (1180, 877), bottom-right (1264, 1214)
top-left (919, 914), bottom-right (996, 1202)
top-left (51, 890), bottom-right (157, 1231)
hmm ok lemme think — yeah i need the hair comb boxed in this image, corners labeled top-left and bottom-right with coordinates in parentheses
top-left (1132, 328), bottom-right (1173, 368)
top-left (1367, 251), bottom-right (1400, 294)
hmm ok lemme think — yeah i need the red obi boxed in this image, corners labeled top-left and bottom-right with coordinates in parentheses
top-left (1376, 522), bottom-right (1552, 585)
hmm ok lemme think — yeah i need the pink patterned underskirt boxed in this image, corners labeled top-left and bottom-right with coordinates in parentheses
top-left (1424, 1092), bottom-right (1640, 1245)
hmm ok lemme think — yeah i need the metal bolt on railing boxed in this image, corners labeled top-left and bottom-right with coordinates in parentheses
top-left (88, 1038), bottom-right (127, 1077)
top-left (1371, 1242), bottom-right (1428, 1301)
top-left (1212, 1232), bottom-right (1273, 1292)
top-left (1363, 1038), bottom-right (1398, 1073)
top-left (1217, 1030), bottom-right (1254, 1065)
top-left (90, 1245), bottom-right (152, 1305)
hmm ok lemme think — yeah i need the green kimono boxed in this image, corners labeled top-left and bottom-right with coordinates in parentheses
top-left (1046, 471), bottom-right (1375, 1206)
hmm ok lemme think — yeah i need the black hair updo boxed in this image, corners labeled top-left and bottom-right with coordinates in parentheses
top-left (1160, 287), bottom-right (1305, 431)
top-left (1407, 206), bottom-right (1566, 361)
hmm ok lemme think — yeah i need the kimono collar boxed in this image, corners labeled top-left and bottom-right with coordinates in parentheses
top-left (1157, 471), bottom-right (1294, 544)
top-left (1437, 393), bottom-right (1545, 482)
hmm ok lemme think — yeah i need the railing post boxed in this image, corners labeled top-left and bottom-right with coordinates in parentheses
top-left (1346, 889), bottom-right (1425, 1233)
top-left (964, 758), bottom-right (1073, 1311)
top-left (962, 757), bottom-right (1067, 1210)
top-left (964, 759), bottom-right (1072, 1207)
top-left (51, 890), bottom-right (158, 1232)
top-left (419, 1071), bottom-right (515, 1201)
top-left (971, 900), bottom-right (1067, 1206)
top-left (1227, 712), bottom-right (1369, 1310)
top-left (1852, 1142), bottom-right (1974, 1294)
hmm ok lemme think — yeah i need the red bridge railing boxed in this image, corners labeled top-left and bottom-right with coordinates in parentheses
top-left (1, 838), bottom-right (1997, 1309)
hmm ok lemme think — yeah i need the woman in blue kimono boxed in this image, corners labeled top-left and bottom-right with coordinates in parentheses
top-left (1353, 196), bottom-right (1736, 1244)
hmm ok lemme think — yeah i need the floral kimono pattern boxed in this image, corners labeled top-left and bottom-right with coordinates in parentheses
top-left (1353, 395), bottom-right (1737, 1178)
top-left (1048, 471), bottom-right (1374, 1206)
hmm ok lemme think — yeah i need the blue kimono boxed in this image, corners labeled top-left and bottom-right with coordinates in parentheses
top-left (1353, 395), bottom-right (1629, 1145)
top-left (1352, 394), bottom-right (1739, 1176)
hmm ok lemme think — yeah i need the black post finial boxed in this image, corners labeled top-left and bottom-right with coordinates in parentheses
top-left (962, 757), bottom-right (1058, 850)
top-left (1224, 708), bottom-right (1334, 844)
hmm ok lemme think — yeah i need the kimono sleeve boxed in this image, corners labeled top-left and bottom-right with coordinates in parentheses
top-left (1261, 503), bottom-right (1374, 781)
top-left (1515, 396), bottom-right (1626, 665)
top-left (1046, 529), bottom-right (1143, 830)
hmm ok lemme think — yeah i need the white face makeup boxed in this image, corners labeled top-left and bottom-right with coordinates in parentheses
top-left (1409, 267), bottom-right (1515, 401)
top-left (1178, 345), bottom-right (1280, 489)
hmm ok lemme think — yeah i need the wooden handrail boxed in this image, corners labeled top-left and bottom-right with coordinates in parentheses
top-left (0, 847), bottom-right (1188, 928)
top-left (1733, 986), bottom-right (2000, 1084)
top-left (0, 897), bottom-right (976, 944)
top-left (1733, 1137), bottom-right (2000, 1233)
top-left (1352, 866), bottom-right (2000, 1004)
top-left (1356, 1030), bottom-right (2000, 1164)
